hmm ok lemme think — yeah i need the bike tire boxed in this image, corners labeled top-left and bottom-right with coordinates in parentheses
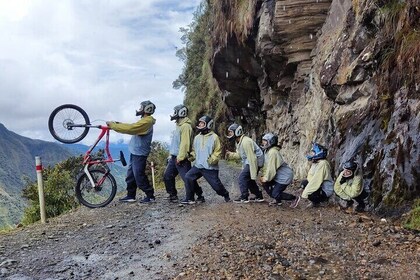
top-left (75, 169), bottom-right (117, 208)
top-left (48, 104), bottom-right (90, 144)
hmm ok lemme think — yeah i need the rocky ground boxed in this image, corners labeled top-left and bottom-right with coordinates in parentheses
top-left (0, 162), bottom-right (419, 280)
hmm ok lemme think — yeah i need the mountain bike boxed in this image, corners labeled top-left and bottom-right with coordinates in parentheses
top-left (48, 104), bottom-right (127, 208)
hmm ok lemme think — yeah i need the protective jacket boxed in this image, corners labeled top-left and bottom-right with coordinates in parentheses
top-left (262, 146), bottom-right (293, 185)
top-left (334, 171), bottom-right (363, 200)
top-left (227, 135), bottom-right (264, 180)
top-left (109, 115), bottom-right (156, 156)
top-left (302, 159), bottom-right (333, 198)
top-left (190, 131), bottom-right (222, 170)
top-left (169, 117), bottom-right (193, 161)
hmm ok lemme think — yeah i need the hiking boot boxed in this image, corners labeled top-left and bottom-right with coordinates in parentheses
top-left (139, 196), bottom-right (156, 204)
top-left (169, 196), bottom-right (179, 202)
top-left (180, 199), bottom-right (196, 205)
top-left (196, 196), bottom-right (205, 203)
top-left (233, 197), bottom-right (250, 204)
top-left (290, 196), bottom-right (301, 208)
top-left (224, 195), bottom-right (231, 202)
top-left (119, 196), bottom-right (136, 203)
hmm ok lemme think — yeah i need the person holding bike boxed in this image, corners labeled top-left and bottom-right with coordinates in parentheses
top-left (107, 100), bottom-right (156, 203)
top-left (164, 104), bottom-right (204, 202)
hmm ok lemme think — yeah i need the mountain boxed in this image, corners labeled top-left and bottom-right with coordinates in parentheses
top-left (0, 123), bottom-right (128, 228)
top-left (0, 123), bottom-right (73, 228)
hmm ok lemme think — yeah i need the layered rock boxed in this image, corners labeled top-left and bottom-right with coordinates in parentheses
top-left (210, 0), bottom-right (420, 212)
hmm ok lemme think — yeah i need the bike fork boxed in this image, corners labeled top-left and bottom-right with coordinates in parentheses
top-left (84, 164), bottom-right (96, 188)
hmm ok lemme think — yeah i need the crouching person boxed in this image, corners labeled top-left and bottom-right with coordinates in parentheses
top-left (291, 142), bottom-right (334, 208)
top-left (334, 160), bottom-right (368, 212)
top-left (259, 133), bottom-right (296, 206)
top-left (181, 116), bottom-right (231, 205)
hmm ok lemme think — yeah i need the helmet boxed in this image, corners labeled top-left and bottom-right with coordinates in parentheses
top-left (261, 133), bottom-right (278, 150)
top-left (136, 100), bottom-right (156, 116)
top-left (197, 115), bottom-right (214, 134)
top-left (306, 142), bottom-right (328, 161)
top-left (227, 123), bottom-right (243, 139)
top-left (170, 104), bottom-right (188, 121)
top-left (343, 160), bottom-right (357, 177)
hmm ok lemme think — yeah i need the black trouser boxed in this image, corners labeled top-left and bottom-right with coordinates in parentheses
top-left (301, 179), bottom-right (328, 204)
top-left (238, 164), bottom-right (263, 199)
top-left (163, 155), bottom-right (201, 197)
top-left (354, 189), bottom-right (369, 206)
top-left (263, 181), bottom-right (295, 202)
top-left (185, 167), bottom-right (229, 201)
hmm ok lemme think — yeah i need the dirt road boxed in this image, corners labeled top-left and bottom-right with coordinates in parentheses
top-left (0, 162), bottom-right (419, 280)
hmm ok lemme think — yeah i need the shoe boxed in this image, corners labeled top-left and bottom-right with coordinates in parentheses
top-left (249, 197), bottom-right (265, 203)
top-left (269, 200), bottom-right (282, 206)
top-left (119, 196), bottom-right (136, 203)
top-left (233, 197), bottom-right (250, 204)
top-left (139, 196), bottom-right (156, 203)
top-left (355, 204), bottom-right (365, 212)
top-left (164, 195), bottom-right (178, 202)
top-left (305, 202), bottom-right (320, 209)
top-left (180, 199), bottom-right (196, 205)
top-left (196, 196), bottom-right (205, 203)
top-left (290, 196), bottom-right (301, 208)
top-left (224, 195), bottom-right (231, 202)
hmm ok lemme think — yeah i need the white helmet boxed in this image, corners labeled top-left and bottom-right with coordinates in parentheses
top-left (227, 123), bottom-right (243, 138)
top-left (261, 133), bottom-right (278, 149)
top-left (136, 100), bottom-right (156, 116)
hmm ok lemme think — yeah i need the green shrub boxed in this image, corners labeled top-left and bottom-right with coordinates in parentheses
top-left (403, 199), bottom-right (420, 231)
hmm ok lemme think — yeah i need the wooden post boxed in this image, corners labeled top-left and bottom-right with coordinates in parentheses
top-left (151, 161), bottom-right (155, 189)
top-left (35, 156), bottom-right (46, 223)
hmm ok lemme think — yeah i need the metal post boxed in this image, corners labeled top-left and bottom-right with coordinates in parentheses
top-left (35, 156), bottom-right (46, 223)
top-left (151, 161), bottom-right (155, 189)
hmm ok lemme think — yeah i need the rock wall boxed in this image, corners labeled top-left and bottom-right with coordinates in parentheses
top-left (211, 0), bottom-right (420, 212)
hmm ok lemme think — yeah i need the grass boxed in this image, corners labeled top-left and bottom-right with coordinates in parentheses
top-left (404, 199), bottom-right (420, 231)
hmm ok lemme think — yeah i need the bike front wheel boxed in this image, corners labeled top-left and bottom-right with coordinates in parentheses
top-left (48, 104), bottom-right (90, 144)
top-left (75, 169), bottom-right (117, 208)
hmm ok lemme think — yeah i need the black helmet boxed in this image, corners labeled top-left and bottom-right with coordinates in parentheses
top-left (261, 133), bottom-right (278, 150)
top-left (227, 123), bottom-right (243, 139)
top-left (170, 104), bottom-right (188, 121)
top-left (306, 142), bottom-right (328, 161)
top-left (197, 115), bottom-right (213, 134)
top-left (136, 100), bottom-right (156, 116)
top-left (343, 160), bottom-right (357, 177)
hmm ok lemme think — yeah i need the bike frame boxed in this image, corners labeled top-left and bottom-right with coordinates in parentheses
top-left (81, 125), bottom-right (115, 188)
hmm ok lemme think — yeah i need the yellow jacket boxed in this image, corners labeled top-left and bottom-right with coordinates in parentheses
top-left (227, 135), bottom-right (263, 180)
top-left (334, 172), bottom-right (363, 200)
top-left (302, 159), bottom-right (333, 198)
top-left (109, 115), bottom-right (155, 135)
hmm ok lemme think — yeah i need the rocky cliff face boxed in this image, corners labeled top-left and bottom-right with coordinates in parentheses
top-left (210, 0), bottom-right (419, 212)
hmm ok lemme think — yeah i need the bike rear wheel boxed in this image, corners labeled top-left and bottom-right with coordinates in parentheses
top-left (48, 104), bottom-right (90, 144)
top-left (75, 169), bottom-right (117, 208)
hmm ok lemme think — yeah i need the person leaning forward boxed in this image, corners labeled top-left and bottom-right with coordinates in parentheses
top-left (163, 104), bottom-right (204, 202)
top-left (106, 100), bottom-right (156, 204)
top-left (181, 115), bottom-right (230, 204)
top-left (225, 123), bottom-right (265, 204)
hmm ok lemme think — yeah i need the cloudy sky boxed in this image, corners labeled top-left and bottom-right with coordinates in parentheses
top-left (0, 0), bottom-right (201, 145)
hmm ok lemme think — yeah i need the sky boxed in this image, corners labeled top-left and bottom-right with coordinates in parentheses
top-left (0, 0), bottom-right (201, 145)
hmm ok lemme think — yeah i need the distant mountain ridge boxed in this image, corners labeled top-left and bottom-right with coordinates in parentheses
top-left (0, 123), bottom-right (128, 228)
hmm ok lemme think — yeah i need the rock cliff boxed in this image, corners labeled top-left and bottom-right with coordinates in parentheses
top-left (210, 0), bottom-right (419, 212)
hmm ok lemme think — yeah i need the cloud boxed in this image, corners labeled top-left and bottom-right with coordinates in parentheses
top-left (0, 0), bottom-right (201, 145)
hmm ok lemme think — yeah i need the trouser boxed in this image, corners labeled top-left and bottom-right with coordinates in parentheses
top-left (163, 155), bottom-right (199, 197)
top-left (126, 154), bottom-right (154, 198)
top-left (354, 189), bottom-right (369, 206)
top-left (238, 164), bottom-right (263, 199)
top-left (301, 179), bottom-right (328, 204)
top-left (263, 181), bottom-right (296, 202)
top-left (185, 167), bottom-right (228, 201)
